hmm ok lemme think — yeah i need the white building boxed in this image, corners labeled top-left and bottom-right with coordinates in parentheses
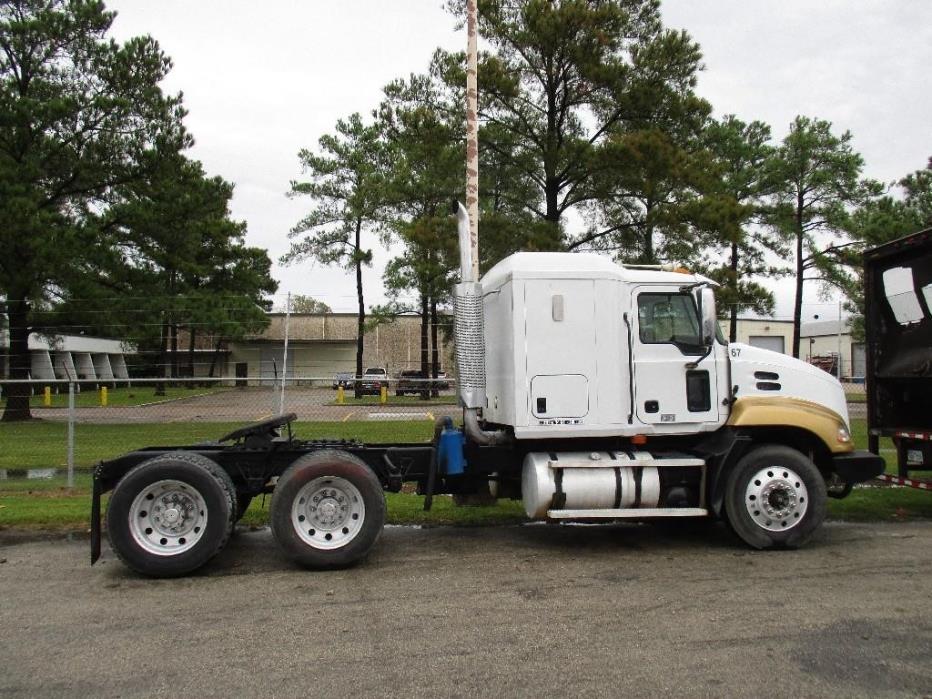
top-left (1, 332), bottom-right (133, 382)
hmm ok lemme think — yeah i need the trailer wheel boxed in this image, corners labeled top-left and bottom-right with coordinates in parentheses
top-left (271, 450), bottom-right (385, 569)
top-left (106, 453), bottom-right (236, 577)
top-left (724, 445), bottom-right (826, 549)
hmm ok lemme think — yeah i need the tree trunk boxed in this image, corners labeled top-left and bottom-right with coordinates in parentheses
top-left (643, 200), bottom-right (656, 264)
top-left (170, 321), bottom-right (179, 381)
top-left (1, 297), bottom-right (33, 422)
top-left (544, 178), bottom-right (563, 250)
top-left (207, 337), bottom-right (225, 378)
top-left (545, 178), bottom-right (560, 224)
top-left (419, 291), bottom-right (429, 400)
top-left (792, 197), bottom-right (805, 359)
top-left (430, 296), bottom-right (440, 398)
top-left (187, 326), bottom-right (196, 384)
top-left (729, 239), bottom-right (739, 342)
top-left (354, 217), bottom-right (365, 399)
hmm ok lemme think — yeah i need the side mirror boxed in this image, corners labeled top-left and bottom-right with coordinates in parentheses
top-left (700, 286), bottom-right (717, 346)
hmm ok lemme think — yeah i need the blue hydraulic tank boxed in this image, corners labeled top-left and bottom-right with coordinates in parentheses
top-left (437, 417), bottom-right (466, 475)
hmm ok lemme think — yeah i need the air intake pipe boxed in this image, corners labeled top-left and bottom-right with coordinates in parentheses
top-left (453, 202), bottom-right (509, 446)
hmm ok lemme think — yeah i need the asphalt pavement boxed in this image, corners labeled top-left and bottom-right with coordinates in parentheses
top-left (1, 521), bottom-right (931, 698)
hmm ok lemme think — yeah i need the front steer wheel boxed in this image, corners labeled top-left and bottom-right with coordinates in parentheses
top-left (106, 452), bottom-right (236, 577)
top-left (724, 445), bottom-right (827, 550)
top-left (271, 450), bottom-right (386, 569)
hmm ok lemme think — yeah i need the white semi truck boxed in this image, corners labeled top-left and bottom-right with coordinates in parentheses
top-left (91, 205), bottom-right (883, 577)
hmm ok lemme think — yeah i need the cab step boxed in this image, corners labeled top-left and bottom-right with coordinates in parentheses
top-left (548, 455), bottom-right (706, 469)
top-left (547, 507), bottom-right (709, 519)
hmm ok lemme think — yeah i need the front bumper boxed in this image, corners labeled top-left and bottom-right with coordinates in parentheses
top-left (833, 450), bottom-right (885, 484)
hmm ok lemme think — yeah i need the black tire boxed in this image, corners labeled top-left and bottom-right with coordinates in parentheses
top-left (271, 450), bottom-right (385, 569)
top-left (724, 445), bottom-right (827, 550)
top-left (106, 452), bottom-right (236, 577)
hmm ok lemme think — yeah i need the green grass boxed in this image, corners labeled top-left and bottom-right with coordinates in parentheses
top-left (0, 420), bottom-right (437, 471)
top-left (0, 489), bottom-right (525, 531)
top-left (0, 493), bottom-right (99, 528)
top-left (1, 416), bottom-right (930, 532)
top-left (827, 487), bottom-right (932, 521)
top-left (1, 385), bottom-right (229, 409)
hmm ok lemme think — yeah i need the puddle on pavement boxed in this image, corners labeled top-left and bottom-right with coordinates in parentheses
top-left (0, 468), bottom-right (62, 480)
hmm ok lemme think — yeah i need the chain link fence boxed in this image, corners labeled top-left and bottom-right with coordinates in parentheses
top-left (0, 370), bottom-right (870, 488)
top-left (0, 376), bottom-right (459, 489)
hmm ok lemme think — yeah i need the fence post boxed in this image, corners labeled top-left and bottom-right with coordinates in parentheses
top-left (67, 381), bottom-right (75, 489)
top-left (279, 292), bottom-right (291, 415)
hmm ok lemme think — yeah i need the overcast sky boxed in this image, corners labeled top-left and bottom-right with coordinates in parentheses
top-left (107, 0), bottom-right (932, 320)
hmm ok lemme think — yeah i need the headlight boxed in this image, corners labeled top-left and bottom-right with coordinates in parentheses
top-left (837, 425), bottom-right (851, 444)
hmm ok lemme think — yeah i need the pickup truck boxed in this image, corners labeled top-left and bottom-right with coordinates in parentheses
top-left (396, 370), bottom-right (426, 396)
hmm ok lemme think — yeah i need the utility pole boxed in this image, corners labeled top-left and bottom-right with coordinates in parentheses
top-left (280, 292), bottom-right (291, 414)
top-left (837, 300), bottom-right (843, 380)
top-left (465, 0), bottom-right (480, 281)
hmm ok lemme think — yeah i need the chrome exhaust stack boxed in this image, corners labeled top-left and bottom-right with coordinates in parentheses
top-left (453, 202), bottom-right (508, 445)
top-left (454, 202), bottom-right (485, 411)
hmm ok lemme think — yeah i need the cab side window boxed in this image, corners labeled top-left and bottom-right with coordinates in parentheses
top-left (638, 293), bottom-right (701, 346)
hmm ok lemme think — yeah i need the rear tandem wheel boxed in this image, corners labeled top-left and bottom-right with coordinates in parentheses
top-left (106, 452), bottom-right (237, 577)
top-left (270, 450), bottom-right (386, 569)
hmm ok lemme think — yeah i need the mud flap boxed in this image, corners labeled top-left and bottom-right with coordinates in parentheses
top-left (90, 474), bottom-right (102, 565)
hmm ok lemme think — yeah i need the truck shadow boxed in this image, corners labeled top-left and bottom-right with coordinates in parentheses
top-left (511, 519), bottom-right (740, 553)
top-left (96, 518), bottom-right (835, 584)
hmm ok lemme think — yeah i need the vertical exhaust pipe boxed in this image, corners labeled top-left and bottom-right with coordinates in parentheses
top-left (454, 204), bottom-right (508, 445)
top-left (454, 203), bottom-right (485, 410)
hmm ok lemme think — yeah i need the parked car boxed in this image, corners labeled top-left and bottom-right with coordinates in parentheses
top-left (396, 369), bottom-right (450, 395)
top-left (396, 370), bottom-right (426, 396)
top-left (359, 367), bottom-right (388, 395)
top-left (332, 372), bottom-right (355, 390)
top-left (432, 371), bottom-right (450, 391)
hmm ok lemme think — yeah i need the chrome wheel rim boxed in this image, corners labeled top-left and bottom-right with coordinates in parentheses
top-left (291, 476), bottom-right (365, 550)
top-left (129, 479), bottom-right (208, 556)
top-left (745, 466), bottom-right (809, 532)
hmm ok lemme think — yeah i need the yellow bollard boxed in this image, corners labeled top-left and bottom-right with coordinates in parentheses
top-left (100, 386), bottom-right (108, 407)
top-left (380, 385), bottom-right (387, 405)
top-left (337, 385), bottom-right (345, 404)
top-left (43, 386), bottom-right (51, 407)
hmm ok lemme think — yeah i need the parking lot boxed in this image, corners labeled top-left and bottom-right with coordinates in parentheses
top-left (35, 385), bottom-right (461, 424)
top-left (1, 521), bottom-right (931, 697)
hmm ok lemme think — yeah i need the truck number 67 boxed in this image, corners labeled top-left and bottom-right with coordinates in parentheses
top-left (730, 347), bottom-right (741, 358)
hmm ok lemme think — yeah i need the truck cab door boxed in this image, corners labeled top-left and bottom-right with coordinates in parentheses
top-left (631, 287), bottom-right (721, 427)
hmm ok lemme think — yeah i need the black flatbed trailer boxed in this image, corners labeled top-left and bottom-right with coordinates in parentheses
top-left (864, 227), bottom-right (932, 479)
